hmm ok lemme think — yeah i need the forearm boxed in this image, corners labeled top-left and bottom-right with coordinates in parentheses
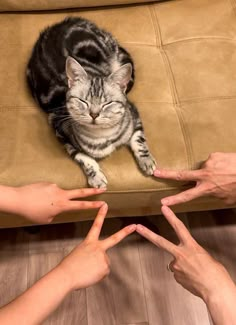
top-left (0, 265), bottom-right (73, 324)
top-left (204, 284), bottom-right (236, 325)
top-left (0, 185), bottom-right (20, 215)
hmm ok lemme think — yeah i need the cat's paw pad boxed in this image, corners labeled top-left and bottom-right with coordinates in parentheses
top-left (88, 170), bottom-right (108, 189)
top-left (138, 155), bottom-right (157, 176)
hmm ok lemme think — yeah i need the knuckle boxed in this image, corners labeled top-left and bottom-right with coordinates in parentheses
top-left (176, 171), bottom-right (184, 181)
top-left (175, 249), bottom-right (185, 260)
top-left (209, 152), bottom-right (219, 159)
top-left (111, 233), bottom-right (120, 243)
top-left (56, 199), bottom-right (67, 209)
top-left (180, 194), bottom-right (189, 203)
top-left (201, 169), bottom-right (211, 179)
top-left (80, 189), bottom-right (86, 195)
top-left (79, 201), bottom-right (86, 208)
top-left (204, 183), bottom-right (216, 195)
top-left (93, 220), bottom-right (102, 230)
top-left (172, 219), bottom-right (183, 232)
top-left (172, 262), bottom-right (181, 272)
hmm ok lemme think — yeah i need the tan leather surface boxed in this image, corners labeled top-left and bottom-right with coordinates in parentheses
top-left (0, 0), bottom-right (236, 227)
top-left (0, 0), bottom-right (157, 12)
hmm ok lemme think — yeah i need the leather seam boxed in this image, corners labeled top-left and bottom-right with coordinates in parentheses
top-left (149, 4), bottom-right (194, 170)
top-left (2, 94), bottom-right (236, 110)
top-left (181, 95), bottom-right (236, 104)
top-left (230, 0), bottom-right (236, 17)
top-left (163, 37), bottom-right (236, 47)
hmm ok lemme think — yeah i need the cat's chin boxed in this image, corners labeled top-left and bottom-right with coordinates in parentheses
top-left (86, 123), bottom-right (117, 129)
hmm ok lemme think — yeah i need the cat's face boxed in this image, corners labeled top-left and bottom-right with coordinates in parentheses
top-left (66, 57), bottom-right (132, 129)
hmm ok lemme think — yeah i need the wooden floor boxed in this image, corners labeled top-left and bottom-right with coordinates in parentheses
top-left (0, 209), bottom-right (236, 325)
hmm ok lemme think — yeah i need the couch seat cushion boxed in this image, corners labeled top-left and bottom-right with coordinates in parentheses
top-left (0, 0), bottom-right (236, 226)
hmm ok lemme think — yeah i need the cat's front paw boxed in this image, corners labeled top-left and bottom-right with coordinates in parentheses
top-left (138, 154), bottom-right (157, 176)
top-left (88, 170), bottom-right (108, 189)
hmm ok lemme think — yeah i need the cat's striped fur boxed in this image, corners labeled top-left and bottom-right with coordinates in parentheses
top-left (27, 17), bottom-right (156, 188)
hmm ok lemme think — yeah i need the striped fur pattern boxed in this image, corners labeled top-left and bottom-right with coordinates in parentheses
top-left (27, 17), bottom-right (156, 188)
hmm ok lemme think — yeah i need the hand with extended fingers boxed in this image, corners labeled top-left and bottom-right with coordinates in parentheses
top-left (59, 204), bottom-right (136, 290)
top-left (2, 183), bottom-right (106, 224)
top-left (137, 206), bottom-right (234, 299)
top-left (136, 206), bottom-right (236, 325)
top-left (154, 152), bottom-right (236, 206)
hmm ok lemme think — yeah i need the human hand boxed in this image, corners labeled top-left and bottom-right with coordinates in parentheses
top-left (59, 204), bottom-right (136, 290)
top-left (136, 206), bottom-right (235, 301)
top-left (15, 182), bottom-right (106, 223)
top-left (154, 152), bottom-right (236, 206)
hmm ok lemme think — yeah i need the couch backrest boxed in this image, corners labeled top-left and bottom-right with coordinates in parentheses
top-left (0, 0), bottom-right (161, 12)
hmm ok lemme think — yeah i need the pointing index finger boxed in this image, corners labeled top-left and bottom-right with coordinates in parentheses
top-left (161, 206), bottom-right (194, 244)
top-left (154, 169), bottom-right (203, 181)
top-left (86, 203), bottom-right (108, 241)
top-left (161, 184), bottom-right (206, 206)
top-left (101, 224), bottom-right (136, 250)
top-left (136, 224), bottom-right (179, 257)
top-left (66, 188), bottom-right (106, 200)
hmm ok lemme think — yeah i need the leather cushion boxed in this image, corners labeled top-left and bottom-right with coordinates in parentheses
top-left (0, 0), bottom-right (160, 12)
top-left (0, 0), bottom-right (236, 226)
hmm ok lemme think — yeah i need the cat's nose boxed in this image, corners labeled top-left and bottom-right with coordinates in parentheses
top-left (90, 112), bottom-right (99, 120)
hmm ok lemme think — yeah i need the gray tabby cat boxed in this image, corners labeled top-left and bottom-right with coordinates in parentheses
top-left (27, 17), bottom-right (156, 188)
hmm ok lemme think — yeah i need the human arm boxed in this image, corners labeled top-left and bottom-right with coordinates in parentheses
top-left (154, 152), bottom-right (236, 206)
top-left (0, 204), bottom-right (136, 324)
top-left (136, 206), bottom-right (236, 325)
top-left (0, 182), bottom-right (106, 223)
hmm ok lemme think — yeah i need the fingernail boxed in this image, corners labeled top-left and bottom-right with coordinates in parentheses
top-left (97, 188), bottom-right (107, 192)
top-left (154, 169), bottom-right (161, 176)
top-left (101, 203), bottom-right (108, 209)
top-left (161, 199), bottom-right (169, 205)
top-left (136, 224), bottom-right (144, 232)
top-left (161, 205), bottom-right (168, 211)
top-left (128, 224), bottom-right (136, 231)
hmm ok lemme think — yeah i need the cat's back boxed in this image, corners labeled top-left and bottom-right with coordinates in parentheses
top-left (28, 17), bottom-right (117, 78)
top-left (27, 17), bottom-right (133, 111)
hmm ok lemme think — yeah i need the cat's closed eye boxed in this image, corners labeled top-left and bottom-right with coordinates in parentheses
top-left (102, 101), bottom-right (114, 109)
top-left (78, 98), bottom-right (89, 107)
top-left (102, 101), bottom-right (123, 109)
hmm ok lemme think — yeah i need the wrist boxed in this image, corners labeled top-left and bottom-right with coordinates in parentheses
top-left (0, 185), bottom-right (21, 214)
top-left (55, 263), bottom-right (79, 293)
top-left (203, 280), bottom-right (236, 305)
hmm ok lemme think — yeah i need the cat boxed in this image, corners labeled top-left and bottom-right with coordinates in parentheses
top-left (27, 17), bottom-right (156, 188)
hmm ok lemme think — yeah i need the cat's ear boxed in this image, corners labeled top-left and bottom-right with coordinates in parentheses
top-left (109, 63), bottom-right (132, 92)
top-left (66, 56), bottom-right (87, 88)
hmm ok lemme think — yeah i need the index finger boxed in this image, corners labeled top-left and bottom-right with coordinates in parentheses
top-left (86, 203), bottom-right (108, 241)
top-left (66, 188), bottom-right (106, 200)
top-left (154, 168), bottom-right (203, 181)
top-left (161, 184), bottom-right (207, 206)
top-left (136, 224), bottom-right (179, 256)
top-left (161, 206), bottom-right (194, 244)
top-left (101, 224), bottom-right (136, 250)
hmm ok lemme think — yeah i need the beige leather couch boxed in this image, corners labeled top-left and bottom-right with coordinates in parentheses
top-left (0, 0), bottom-right (236, 227)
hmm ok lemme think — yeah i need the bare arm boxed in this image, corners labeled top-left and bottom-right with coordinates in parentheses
top-left (136, 206), bottom-right (236, 325)
top-left (0, 204), bottom-right (136, 324)
top-left (0, 183), bottom-right (105, 223)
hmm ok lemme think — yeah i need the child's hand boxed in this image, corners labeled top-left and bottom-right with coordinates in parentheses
top-left (59, 204), bottom-right (136, 290)
top-left (15, 182), bottom-right (105, 223)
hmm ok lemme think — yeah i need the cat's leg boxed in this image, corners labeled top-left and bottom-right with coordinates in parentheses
top-left (65, 144), bottom-right (108, 189)
top-left (127, 103), bottom-right (156, 176)
top-left (129, 129), bottom-right (157, 176)
top-left (49, 114), bottom-right (107, 188)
